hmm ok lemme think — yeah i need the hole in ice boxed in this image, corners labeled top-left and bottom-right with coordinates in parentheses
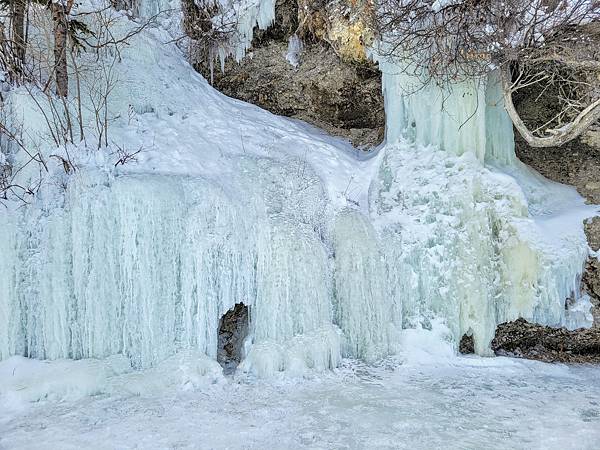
top-left (459, 334), bottom-right (475, 354)
top-left (217, 303), bottom-right (249, 374)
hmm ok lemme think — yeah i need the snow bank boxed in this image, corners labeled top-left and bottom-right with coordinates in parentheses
top-left (0, 355), bottom-right (130, 411)
top-left (0, 350), bottom-right (224, 413)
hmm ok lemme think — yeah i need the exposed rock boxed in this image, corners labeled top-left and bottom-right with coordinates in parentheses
top-left (515, 133), bottom-right (600, 205)
top-left (194, 0), bottom-right (384, 148)
top-left (585, 217), bottom-right (600, 253)
top-left (217, 303), bottom-right (249, 374)
top-left (296, 0), bottom-right (375, 62)
top-left (253, 0), bottom-right (299, 43)
top-left (583, 256), bottom-right (600, 326)
top-left (459, 334), bottom-right (474, 354)
top-left (198, 41), bottom-right (384, 147)
top-left (492, 319), bottom-right (600, 364)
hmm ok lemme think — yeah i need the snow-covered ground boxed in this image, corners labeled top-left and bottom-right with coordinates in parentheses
top-left (1, 347), bottom-right (600, 450)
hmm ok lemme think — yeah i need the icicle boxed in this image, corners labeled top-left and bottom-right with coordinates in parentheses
top-left (285, 34), bottom-right (303, 68)
top-left (372, 51), bottom-right (516, 164)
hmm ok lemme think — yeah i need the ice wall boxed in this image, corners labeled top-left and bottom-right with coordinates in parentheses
top-left (0, 0), bottom-right (594, 377)
top-left (371, 53), bottom-right (592, 352)
top-left (2, 142), bottom-right (587, 373)
top-left (0, 159), bottom-right (343, 376)
top-left (375, 58), bottom-right (516, 165)
top-left (333, 210), bottom-right (401, 361)
top-left (371, 142), bottom-right (591, 354)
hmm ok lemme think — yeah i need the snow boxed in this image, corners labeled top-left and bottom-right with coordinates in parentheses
top-left (1, 349), bottom-right (600, 449)
top-left (431, 0), bottom-right (460, 13)
top-left (285, 33), bottom-right (303, 68)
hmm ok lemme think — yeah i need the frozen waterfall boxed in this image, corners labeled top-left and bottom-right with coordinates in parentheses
top-left (0, 160), bottom-right (344, 376)
top-left (0, 0), bottom-right (595, 377)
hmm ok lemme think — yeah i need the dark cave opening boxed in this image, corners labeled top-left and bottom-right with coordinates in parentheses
top-left (217, 303), bottom-right (249, 374)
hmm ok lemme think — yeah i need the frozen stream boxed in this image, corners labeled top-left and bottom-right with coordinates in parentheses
top-left (1, 351), bottom-right (599, 450)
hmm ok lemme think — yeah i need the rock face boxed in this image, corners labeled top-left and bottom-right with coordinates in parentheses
top-left (460, 319), bottom-right (600, 363)
top-left (217, 303), bottom-right (249, 374)
top-left (491, 319), bottom-right (600, 364)
top-left (584, 255), bottom-right (600, 326)
top-left (199, 43), bottom-right (384, 147)
top-left (459, 334), bottom-right (475, 355)
top-left (194, 0), bottom-right (384, 148)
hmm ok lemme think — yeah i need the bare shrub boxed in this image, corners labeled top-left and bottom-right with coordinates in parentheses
top-left (0, 1), bottom-right (160, 203)
top-left (374, 0), bottom-right (600, 147)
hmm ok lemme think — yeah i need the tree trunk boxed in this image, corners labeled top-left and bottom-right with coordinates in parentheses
top-left (501, 65), bottom-right (600, 148)
top-left (51, 2), bottom-right (68, 97)
top-left (11, 0), bottom-right (26, 67)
